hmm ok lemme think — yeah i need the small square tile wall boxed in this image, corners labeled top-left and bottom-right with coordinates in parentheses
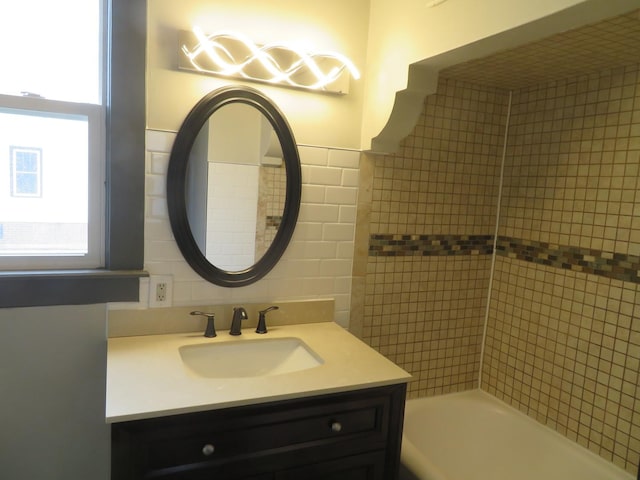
top-left (499, 64), bottom-right (640, 255)
top-left (483, 64), bottom-right (640, 473)
top-left (363, 254), bottom-right (492, 396)
top-left (353, 78), bottom-right (509, 398)
top-left (255, 165), bottom-right (286, 259)
top-left (440, 9), bottom-right (640, 91)
top-left (355, 63), bottom-right (640, 473)
top-left (484, 257), bottom-right (640, 472)
top-left (368, 79), bottom-right (507, 237)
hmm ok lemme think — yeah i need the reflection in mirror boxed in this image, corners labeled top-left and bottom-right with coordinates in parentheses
top-left (186, 103), bottom-right (286, 271)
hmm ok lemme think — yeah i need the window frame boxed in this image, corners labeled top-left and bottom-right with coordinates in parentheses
top-left (1, 96), bottom-right (104, 269)
top-left (0, 0), bottom-right (147, 308)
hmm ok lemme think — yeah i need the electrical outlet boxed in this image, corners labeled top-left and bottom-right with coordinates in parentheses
top-left (156, 282), bottom-right (167, 302)
top-left (149, 275), bottom-right (173, 308)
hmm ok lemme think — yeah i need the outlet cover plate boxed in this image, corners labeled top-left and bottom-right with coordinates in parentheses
top-left (148, 275), bottom-right (173, 308)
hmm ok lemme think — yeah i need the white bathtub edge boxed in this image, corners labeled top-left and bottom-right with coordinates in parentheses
top-left (401, 435), bottom-right (450, 480)
top-left (400, 388), bottom-right (635, 480)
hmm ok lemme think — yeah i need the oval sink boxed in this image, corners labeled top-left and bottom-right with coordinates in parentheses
top-left (179, 337), bottom-right (324, 378)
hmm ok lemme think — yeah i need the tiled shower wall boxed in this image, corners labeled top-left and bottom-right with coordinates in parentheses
top-left (354, 64), bottom-right (640, 473)
top-left (483, 65), bottom-right (640, 473)
top-left (353, 78), bottom-right (509, 397)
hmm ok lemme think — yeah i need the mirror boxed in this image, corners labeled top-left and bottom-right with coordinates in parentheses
top-left (186, 103), bottom-right (286, 271)
top-left (167, 86), bottom-right (302, 287)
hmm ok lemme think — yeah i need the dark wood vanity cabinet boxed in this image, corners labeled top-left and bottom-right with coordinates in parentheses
top-left (111, 384), bottom-right (406, 480)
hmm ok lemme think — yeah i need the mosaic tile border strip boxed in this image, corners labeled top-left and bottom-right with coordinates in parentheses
top-left (266, 215), bottom-right (282, 228)
top-left (369, 234), bottom-right (494, 257)
top-left (369, 233), bottom-right (640, 283)
top-left (496, 236), bottom-right (640, 283)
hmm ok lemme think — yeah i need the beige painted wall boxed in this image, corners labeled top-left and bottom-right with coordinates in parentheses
top-left (147, 0), bottom-right (370, 150)
top-left (361, 0), bottom-right (639, 151)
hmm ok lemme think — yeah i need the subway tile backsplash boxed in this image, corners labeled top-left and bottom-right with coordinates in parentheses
top-left (133, 132), bottom-right (359, 327)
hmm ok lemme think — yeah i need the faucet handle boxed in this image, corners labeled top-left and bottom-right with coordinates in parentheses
top-left (190, 311), bottom-right (217, 338)
top-left (256, 306), bottom-right (279, 334)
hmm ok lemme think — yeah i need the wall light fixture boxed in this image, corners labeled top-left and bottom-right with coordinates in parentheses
top-left (179, 27), bottom-right (360, 94)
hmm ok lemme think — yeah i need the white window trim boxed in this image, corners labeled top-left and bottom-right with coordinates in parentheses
top-left (0, 93), bottom-right (105, 269)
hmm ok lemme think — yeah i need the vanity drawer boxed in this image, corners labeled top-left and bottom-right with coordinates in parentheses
top-left (144, 393), bottom-right (389, 471)
top-left (111, 384), bottom-right (406, 480)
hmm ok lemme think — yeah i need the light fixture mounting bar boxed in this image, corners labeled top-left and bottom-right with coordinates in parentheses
top-left (179, 29), bottom-right (360, 94)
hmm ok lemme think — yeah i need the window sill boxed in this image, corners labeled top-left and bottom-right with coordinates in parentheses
top-left (0, 270), bottom-right (148, 308)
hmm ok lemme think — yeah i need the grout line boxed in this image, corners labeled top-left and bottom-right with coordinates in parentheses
top-left (478, 90), bottom-right (512, 389)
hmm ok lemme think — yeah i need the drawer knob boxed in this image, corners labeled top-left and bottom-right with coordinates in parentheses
top-left (330, 421), bottom-right (342, 433)
top-left (202, 444), bottom-right (215, 456)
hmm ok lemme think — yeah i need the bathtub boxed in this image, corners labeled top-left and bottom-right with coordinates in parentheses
top-left (399, 389), bottom-right (634, 480)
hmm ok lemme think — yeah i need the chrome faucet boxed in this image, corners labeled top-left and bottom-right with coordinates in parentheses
top-left (229, 307), bottom-right (248, 336)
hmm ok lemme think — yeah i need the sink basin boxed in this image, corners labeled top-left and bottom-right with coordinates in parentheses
top-left (179, 337), bottom-right (324, 378)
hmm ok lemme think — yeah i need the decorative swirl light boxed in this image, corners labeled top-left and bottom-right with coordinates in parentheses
top-left (181, 27), bottom-right (360, 92)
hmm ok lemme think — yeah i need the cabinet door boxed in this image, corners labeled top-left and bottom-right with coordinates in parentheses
top-left (277, 451), bottom-right (386, 480)
top-left (112, 384), bottom-right (406, 480)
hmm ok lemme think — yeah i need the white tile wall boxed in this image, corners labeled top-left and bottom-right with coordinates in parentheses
top-left (111, 130), bottom-right (360, 328)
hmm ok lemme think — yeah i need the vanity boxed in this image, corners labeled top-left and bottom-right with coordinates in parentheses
top-left (108, 322), bottom-right (411, 480)
top-left (108, 87), bottom-right (410, 478)
top-left (111, 385), bottom-right (406, 479)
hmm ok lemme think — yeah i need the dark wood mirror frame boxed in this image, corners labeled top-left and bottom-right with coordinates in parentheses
top-left (167, 85), bottom-right (302, 287)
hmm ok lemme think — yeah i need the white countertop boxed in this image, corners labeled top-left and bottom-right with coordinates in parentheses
top-left (106, 322), bottom-right (411, 423)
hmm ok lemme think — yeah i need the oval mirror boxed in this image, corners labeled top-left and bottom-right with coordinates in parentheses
top-left (167, 86), bottom-right (302, 287)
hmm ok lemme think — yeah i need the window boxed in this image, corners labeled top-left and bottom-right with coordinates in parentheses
top-left (0, 0), bottom-right (146, 307)
top-left (0, 98), bottom-right (102, 267)
top-left (0, 0), bottom-right (102, 269)
top-left (11, 147), bottom-right (42, 197)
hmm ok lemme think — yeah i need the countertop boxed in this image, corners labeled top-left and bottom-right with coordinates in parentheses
top-left (106, 322), bottom-right (411, 423)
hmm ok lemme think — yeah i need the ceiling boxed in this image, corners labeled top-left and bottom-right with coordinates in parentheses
top-left (439, 9), bottom-right (640, 90)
